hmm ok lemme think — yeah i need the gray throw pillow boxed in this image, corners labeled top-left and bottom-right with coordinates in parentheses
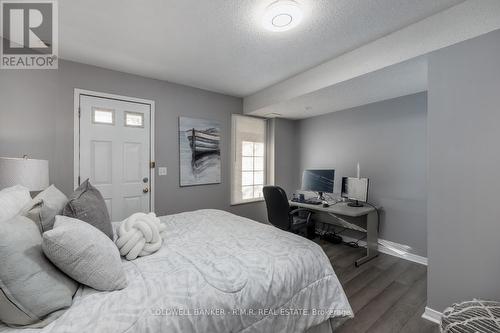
top-left (63, 179), bottom-right (113, 239)
top-left (42, 216), bottom-right (128, 291)
top-left (0, 215), bottom-right (78, 327)
top-left (25, 185), bottom-right (68, 232)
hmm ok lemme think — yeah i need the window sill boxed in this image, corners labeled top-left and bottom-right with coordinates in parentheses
top-left (230, 198), bottom-right (265, 206)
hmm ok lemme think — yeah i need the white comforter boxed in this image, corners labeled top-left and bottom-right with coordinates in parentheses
top-left (1, 209), bottom-right (352, 333)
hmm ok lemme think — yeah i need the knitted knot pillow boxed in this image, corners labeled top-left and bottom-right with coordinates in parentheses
top-left (441, 299), bottom-right (500, 333)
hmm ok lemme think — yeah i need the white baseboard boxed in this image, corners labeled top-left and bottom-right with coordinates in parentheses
top-left (422, 307), bottom-right (442, 324)
top-left (378, 239), bottom-right (428, 266)
top-left (338, 235), bottom-right (428, 266)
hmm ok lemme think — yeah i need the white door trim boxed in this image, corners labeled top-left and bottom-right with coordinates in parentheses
top-left (73, 89), bottom-right (156, 213)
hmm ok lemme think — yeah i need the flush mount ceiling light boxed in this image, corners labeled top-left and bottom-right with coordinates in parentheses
top-left (263, 0), bottom-right (303, 32)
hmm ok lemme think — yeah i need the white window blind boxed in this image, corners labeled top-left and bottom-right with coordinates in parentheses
top-left (231, 115), bottom-right (267, 205)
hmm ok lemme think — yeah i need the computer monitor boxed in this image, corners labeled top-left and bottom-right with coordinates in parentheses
top-left (341, 177), bottom-right (369, 207)
top-left (301, 169), bottom-right (335, 200)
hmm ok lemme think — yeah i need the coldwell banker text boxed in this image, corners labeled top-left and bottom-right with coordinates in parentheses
top-left (1, 0), bottom-right (58, 69)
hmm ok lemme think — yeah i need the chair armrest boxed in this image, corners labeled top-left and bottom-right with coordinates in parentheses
top-left (289, 208), bottom-right (313, 216)
top-left (289, 208), bottom-right (314, 227)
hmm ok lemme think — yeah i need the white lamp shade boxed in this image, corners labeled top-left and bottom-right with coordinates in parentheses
top-left (0, 157), bottom-right (49, 191)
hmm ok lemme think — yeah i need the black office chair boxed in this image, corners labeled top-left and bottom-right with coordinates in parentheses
top-left (263, 186), bottom-right (315, 239)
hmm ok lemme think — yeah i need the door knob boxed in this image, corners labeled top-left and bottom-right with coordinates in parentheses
top-left (143, 187), bottom-right (149, 193)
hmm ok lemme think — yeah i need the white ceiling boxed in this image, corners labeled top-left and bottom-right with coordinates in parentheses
top-left (59, 0), bottom-right (465, 97)
top-left (245, 0), bottom-right (500, 119)
top-left (249, 56), bottom-right (428, 119)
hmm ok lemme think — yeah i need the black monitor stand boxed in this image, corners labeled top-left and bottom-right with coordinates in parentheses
top-left (348, 200), bottom-right (364, 207)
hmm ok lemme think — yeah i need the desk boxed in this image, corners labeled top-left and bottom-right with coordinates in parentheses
top-left (290, 201), bottom-right (379, 267)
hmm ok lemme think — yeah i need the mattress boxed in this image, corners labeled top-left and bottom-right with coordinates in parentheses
top-left (0, 209), bottom-right (352, 332)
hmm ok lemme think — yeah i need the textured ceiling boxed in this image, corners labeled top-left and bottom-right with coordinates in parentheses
top-left (248, 56), bottom-right (428, 119)
top-left (59, 0), bottom-right (465, 97)
top-left (244, 0), bottom-right (500, 118)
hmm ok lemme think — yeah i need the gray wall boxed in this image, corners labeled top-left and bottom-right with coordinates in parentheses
top-left (427, 29), bottom-right (500, 311)
top-left (0, 60), bottom-right (266, 222)
top-left (273, 118), bottom-right (300, 195)
top-left (297, 93), bottom-right (428, 256)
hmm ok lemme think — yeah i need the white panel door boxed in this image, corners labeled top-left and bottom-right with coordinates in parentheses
top-left (79, 95), bottom-right (151, 221)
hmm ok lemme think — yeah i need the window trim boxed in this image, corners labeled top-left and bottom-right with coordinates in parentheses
top-left (230, 197), bottom-right (265, 206)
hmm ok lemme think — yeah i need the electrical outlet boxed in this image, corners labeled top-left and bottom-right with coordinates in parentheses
top-left (158, 167), bottom-right (167, 176)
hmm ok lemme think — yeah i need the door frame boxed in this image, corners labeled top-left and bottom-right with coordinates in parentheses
top-left (73, 88), bottom-right (156, 213)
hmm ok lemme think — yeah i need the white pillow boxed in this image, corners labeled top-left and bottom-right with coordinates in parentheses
top-left (0, 185), bottom-right (31, 223)
top-left (42, 216), bottom-right (128, 291)
top-left (25, 185), bottom-right (68, 232)
top-left (0, 215), bottom-right (78, 327)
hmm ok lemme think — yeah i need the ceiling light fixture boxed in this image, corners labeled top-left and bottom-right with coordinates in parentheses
top-left (263, 0), bottom-right (303, 32)
top-left (264, 112), bottom-right (283, 118)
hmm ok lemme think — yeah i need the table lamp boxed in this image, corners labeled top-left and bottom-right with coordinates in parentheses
top-left (0, 156), bottom-right (49, 192)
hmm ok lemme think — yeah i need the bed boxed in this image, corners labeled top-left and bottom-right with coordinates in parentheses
top-left (0, 209), bottom-right (352, 332)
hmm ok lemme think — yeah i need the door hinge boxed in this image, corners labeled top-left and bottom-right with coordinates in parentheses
top-left (78, 107), bottom-right (81, 118)
top-left (150, 161), bottom-right (156, 169)
top-left (77, 176), bottom-right (81, 186)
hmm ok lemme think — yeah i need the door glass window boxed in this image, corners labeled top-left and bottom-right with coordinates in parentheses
top-left (125, 112), bottom-right (144, 128)
top-left (92, 108), bottom-right (115, 125)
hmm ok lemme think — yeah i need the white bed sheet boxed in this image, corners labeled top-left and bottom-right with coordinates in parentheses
top-left (0, 209), bottom-right (352, 332)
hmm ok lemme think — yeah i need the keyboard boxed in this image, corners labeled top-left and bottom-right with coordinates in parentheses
top-left (304, 200), bottom-right (322, 205)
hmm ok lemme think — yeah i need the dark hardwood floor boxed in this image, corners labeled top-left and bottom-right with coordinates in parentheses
top-left (315, 238), bottom-right (439, 333)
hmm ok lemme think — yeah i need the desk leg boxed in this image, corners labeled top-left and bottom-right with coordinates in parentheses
top-left (355, 211), bottom-right (379, 267)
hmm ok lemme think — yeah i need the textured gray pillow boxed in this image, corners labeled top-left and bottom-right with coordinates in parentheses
top-left (63, 179), bottom-right (113, 239)
top-left (42, 216), bottom-right (127, 291)
top-left (25, 185), bottom-right (68, 232)
top-left (0, 215), bottom-right (78, 327)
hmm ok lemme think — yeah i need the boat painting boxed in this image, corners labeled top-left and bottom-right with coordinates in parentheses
top-left (179, 117), bottom-right (221, 186)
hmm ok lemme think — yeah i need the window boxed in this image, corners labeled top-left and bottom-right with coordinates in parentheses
top-left (92, 108), bottom-right (114, 125)
top-left (231, 115), bottom-right (268, 204)
top-left (241, 141), bottom-right (265, 200)
top-left (125, 111), bottom-right (144, 128)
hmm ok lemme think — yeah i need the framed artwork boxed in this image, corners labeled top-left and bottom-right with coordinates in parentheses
top-left (179, 117), bottom-right (221, 186)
